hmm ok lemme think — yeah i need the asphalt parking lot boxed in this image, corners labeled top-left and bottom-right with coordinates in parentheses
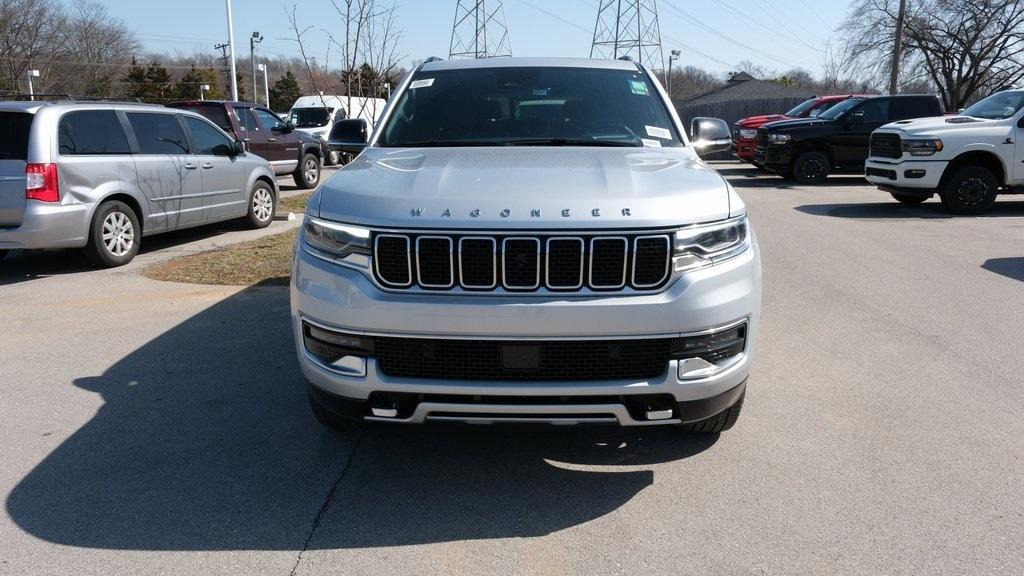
top-left (1, 163), bottom-right (1022, 575)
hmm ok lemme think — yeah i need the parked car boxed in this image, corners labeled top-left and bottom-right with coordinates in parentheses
top-left (0, 101), bottom-right (278, 266)
top-left (865, 89), bottom-right (1024, 214)
top-left (293, 57), bottom-right (760, 432)
top-left (287, 95), bottom-right (386, 165)
top-left (733, 95), bottom-right (861, 161)
top-left (754, 94), bottom-right (944, 184)
top-left (167, 100), bottom-right (323, 189)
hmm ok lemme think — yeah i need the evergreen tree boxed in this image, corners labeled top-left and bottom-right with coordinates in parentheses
top-left (172, 66), bottom-right (223, 101)
top-left (269, 70), bottom-right (301, 112)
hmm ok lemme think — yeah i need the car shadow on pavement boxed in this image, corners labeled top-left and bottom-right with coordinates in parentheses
top-left (795, 200), bottom-right (1024, 219)
top-left (6, 282), bottom-right (716, 551)
top-left (982, 257), bottom-right (1024, 283)
top-left (725, 175), bottom-right (869, 189)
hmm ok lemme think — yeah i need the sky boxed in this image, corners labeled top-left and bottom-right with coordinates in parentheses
top-left (100, 0), bottom-right (854, 78)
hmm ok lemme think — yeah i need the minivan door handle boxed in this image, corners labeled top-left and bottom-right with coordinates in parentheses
top-left (201, 163), bottom-right (214, 169)
top-left (267, 137), bottom-right (277, 142)
top-left (184, 163), bottom-right (197, 170)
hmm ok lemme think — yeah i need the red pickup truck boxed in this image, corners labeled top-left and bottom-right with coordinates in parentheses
top-left (732, 95), bottom-right (861, 161)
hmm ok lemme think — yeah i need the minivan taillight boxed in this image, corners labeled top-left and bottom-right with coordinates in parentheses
top-left (26, 163), bottom-right (59, 202)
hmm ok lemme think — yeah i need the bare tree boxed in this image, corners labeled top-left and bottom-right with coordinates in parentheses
top-left (51, 0), bottom-right (138, 97)
top-left (0, 0), bottom-right (67, 94)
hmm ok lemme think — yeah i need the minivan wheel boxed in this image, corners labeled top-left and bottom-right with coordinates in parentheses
top-left (83, 200), bottom-right (140, 267)
top-left (294, 153), bottom-right (321, 189)
top-left (793, 151), bottom-right (830, 185)
top-left (940, 166), bottom-right (997, 215)
top-left (308, 392), bottom-right (366, 431)
top-left (682, 392), bottom-right (744, 434)
top-left (891, 192), bottom-right (929, 205)
top-left (245, 181), bottom-right (276, 229)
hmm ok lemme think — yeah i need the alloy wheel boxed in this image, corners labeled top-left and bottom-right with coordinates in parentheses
top-left (305, 159), bottom-right (319, 184)
top-left (102, 211), bottom-right (134, 257)
top-left (956, 177), bottom-right (991, 207)
top-left (253, 188), bottom-right (274, 222)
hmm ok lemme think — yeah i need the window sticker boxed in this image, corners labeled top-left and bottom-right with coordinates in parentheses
top-left (629, 79), bottom-right (650, 95)
top-left (646, 125), bottom-right (672, 140)
top-left (533, 88), bottom-right (549, 97)
top-left (641, 138), bottom-right (662, 148)
top-left (409, 78), bottom-right (435, 89)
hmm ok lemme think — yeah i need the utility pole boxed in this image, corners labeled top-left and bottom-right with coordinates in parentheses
top-left (215, 43), bottom-right (231, 97)
top-left (258, 63), bottom-right (269, 107)
top-left (591, 0), bottom-right (666, 72)
top-left (225, 0), bottom-right (238, 101)
top-left (450, 0), bottom-right (512, 59)
top-left (250, 32), bottom-right (263, 103)
top-left (889, 0), bottom-right (907, 95)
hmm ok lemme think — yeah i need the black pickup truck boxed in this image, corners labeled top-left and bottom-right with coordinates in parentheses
top-left (754, 94), bottom-right (943, 184)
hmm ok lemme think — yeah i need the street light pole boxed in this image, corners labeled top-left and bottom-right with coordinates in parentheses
top-left (225, 0), bottom-right (238, 101)
top-left (667, 50), bottom-right (681, 97)
top-left (258, 63), bottom-right (269, 107)
top-left (200, 84), bottom-right (210, 100)
top-left (250, 32), bottom-right (263, 103)
top-left (26, 69), bottom-right (40, 101)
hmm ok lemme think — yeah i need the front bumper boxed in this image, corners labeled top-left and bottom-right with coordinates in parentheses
top-left (291, 236), bottom-right (761, 426)
top-left (733, 138), bottom-right (756, 161)
top-left (752, 144), bottom-right (792, 173)
top-left (0, 200), bottom-right (91, 250)
top-left (865, 158), bottom-right (947, 190)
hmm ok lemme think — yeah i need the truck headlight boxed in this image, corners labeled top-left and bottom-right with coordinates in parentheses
top-left (303, 216), bottom-right (371, 258)
top-left (902, 138), bottom-right (943, 156)
top-left (768, 133), bottom-right (791, 144)
top-left (673, 216), bottom-right (750, 272)
top-left (738, 129), bottom-right (757, 139)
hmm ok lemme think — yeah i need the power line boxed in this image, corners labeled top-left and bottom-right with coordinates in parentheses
top-left (708, 0), bottom-right (824, 53)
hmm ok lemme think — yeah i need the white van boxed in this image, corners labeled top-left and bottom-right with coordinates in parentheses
top-left (287, 95), bottom-right (386, 164)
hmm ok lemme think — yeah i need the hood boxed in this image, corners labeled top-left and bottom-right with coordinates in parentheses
top-left (315, 147), bottom-right (734, 229)
top-left (876, 115), bottom-right (1004, 137)
top-left (736, 114), bottom-right (791, 129)
top-left (761, 117), bottom-right (829, 131)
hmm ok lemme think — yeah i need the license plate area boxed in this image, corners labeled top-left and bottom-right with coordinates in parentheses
top-left (501, 343), bottom-right (541, 371)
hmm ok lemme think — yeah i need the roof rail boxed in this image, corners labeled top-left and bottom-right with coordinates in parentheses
top-left (1, 94), bottom-right (150, 104)
top-left (423, 56), bottom-right (444, 64)
top-left (1, 93), bottom-right (73, 101)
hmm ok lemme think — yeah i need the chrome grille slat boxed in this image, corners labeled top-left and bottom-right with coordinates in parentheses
top-left (373, 232), bottom-right (671, 292)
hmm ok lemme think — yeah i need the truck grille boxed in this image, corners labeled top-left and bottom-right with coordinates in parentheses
top-left (373, 232), bottom-right (672, 292)
top-left (375, 336), bottom-right (671, 381)
top-left (870, 133), bottom-right (902, 159)
top-left (755, 128), bottom-right (769, 147)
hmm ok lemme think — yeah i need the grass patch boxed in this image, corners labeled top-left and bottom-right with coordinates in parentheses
top-left (145, 229), bottom-right (298, 286)
top-left (279, 192), bottom-right (311, 214)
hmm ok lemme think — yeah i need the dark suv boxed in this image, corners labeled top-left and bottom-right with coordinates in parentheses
top-left (168, 101), bottom-right (323, 189)
top-left (753, 94), bottom-right (944, 184)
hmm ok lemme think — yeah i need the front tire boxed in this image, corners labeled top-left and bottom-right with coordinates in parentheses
top-left (83, 200), bottom-right (140, 267)
top-left (793, 151), bottom-right (830, 185)
top-left (683, 392), bottom-right (744, 433)
top-left (293, 153), bottom-right (321, 189)
top-left (308, 392), bottom-right (365, 431)
top-left (891, 192), bottom-right (929, 205)
top-left (940, 166), bottom-right (998, 215)
top-left (245, 181), bottom-right (276, 229)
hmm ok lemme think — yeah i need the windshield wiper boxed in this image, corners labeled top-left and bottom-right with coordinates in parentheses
top-left (503, 138), bottom-right (638, 147)
top-left (384, 140), bottom-right (505, 148)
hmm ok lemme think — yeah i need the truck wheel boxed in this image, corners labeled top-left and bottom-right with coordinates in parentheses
top-left (245, 180), bottom-right (276, 229)
top-left (308, 392), bottom-right (365, 431)
top-left (683, 392), bottom-right (744, 433)
top-left (293, 153), bottom-right (321, 189)
top-left (890, 192), bottom-right (929, 205)
top-left (793, 151), bottom-right (830, 185)
top-left (940, 166), bottom-right (997, 215)
top-left (324, 150), bottom-right (340, 166)
top-left (83, 200), bottom-right (140, 268)
top-left (0, 249), bottom-right (7, 261)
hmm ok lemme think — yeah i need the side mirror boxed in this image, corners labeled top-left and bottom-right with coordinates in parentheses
top-left (284, 120), bottom-right (295, 133)
top-left (689, 117), bottom-right (732, 157)
top-left (232, 140), bottom-right (245, 156)
top-left (328, 118), bottom-right (371, 155)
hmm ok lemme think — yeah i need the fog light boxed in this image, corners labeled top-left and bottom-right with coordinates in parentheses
top-left (904, 169), bottom-right (927, 179)
top-left (672, 322), bottom-right (747, 380)
top-left (302, 321), bottom-right (374, 377)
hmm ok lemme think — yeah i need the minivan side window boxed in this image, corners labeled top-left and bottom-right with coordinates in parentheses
top-left (126, 113), bottom-right (189, 155)
top-left (184, 117), bottom-right (234, 156)
top-left (58, 110), bottom-right (131, 155)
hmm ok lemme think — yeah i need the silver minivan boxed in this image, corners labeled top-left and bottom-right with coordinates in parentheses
top-left (0, 101), bottom-right (278, 267)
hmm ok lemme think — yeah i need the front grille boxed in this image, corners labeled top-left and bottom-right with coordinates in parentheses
top-left (755, 128), bottom-right (769, 147)
top-left (870, 133), bottom-right (902, 159)
top-left (375, 336), bottom-right (671, 381)
top-left (373, 232), bottom-right (672, 292)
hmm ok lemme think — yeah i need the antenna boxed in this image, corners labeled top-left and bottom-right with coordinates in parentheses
top-left (449, 0), bottom-right (512, 59)
top-left (591, 0), bottom-right (665, 71)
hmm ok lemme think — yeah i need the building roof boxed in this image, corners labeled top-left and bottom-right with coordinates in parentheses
top-left (684, 75), bottom-right (815, 105)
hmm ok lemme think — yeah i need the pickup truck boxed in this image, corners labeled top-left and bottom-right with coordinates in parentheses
top-left (733, 95), bottom-right (858, 161)
top-left (754, 94), bottom-right (944, 184)
top-left (865, 89), bottom-right (1024, 214)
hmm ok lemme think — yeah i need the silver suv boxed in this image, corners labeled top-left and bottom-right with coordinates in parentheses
top-left (0, 101), bottom-right (278, 267)
top-left (292, 58), bottom-right (761, 432)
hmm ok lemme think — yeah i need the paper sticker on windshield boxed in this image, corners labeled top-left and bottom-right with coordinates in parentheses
top-left (533, 88), bottom-right (549, 96)
top-left (409, 78), bottom-right (435, 89)
top-left (641, 138), bottom-right (662, 148)
top-left (646, 125), bottom-right (672, 140)
top-left (629, 80), bottom-right (649, 95)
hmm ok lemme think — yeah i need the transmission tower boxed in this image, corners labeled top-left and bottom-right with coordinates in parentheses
top-left (591, 0), bottom-right (665, 71)
top-left (449, 0), bottom-right (512, 59)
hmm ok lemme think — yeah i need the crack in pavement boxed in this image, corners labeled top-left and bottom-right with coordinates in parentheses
top-left (288, 429), bottom-right (366, 576)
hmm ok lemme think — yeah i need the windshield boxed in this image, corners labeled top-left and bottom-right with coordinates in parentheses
top-left (962, 91), bottom-right (1024, 120)
top-left (289, 107), bottom-right (333, 128)
top-left (817, 98), bottom-right (864, 120)
top-left (378, 66), bottom-right (682, 148)
top-left (784, 98), bottom-right (818, 117)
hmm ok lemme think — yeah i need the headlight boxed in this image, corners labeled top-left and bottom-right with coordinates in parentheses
top-left (902, 138), bottom-right (943, 156)
top-left (768, 133), bottom-right (791, 144)
top-left (303, 216), bottom-right (371, 258)
top-left (673, 216), bottom-right (750, 272)
top-left (738, 129), bottom-right (757, 139)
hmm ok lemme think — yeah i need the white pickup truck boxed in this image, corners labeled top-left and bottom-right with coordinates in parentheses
top-left (865, 89), bottom-right (1024, 214)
